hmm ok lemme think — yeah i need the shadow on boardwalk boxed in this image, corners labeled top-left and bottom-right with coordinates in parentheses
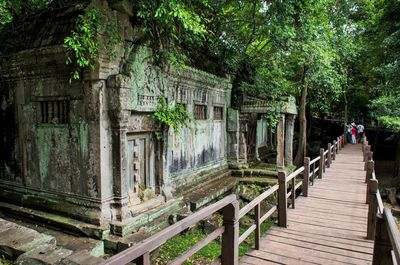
top-left (241, 144), bottom-right (374, 265)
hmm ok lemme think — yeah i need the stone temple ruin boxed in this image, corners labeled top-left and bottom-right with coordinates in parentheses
top-left (0, 0), bottom-right (297, 256)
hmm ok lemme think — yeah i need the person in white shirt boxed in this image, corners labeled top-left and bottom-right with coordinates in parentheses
top-left (357, 123), bottom-right (365, 143)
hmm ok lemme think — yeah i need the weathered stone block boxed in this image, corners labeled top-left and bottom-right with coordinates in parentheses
top-left (16, 244), bottom-right (73, 265)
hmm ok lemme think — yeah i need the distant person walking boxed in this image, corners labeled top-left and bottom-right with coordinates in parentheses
top-left (346, 122), bottom-right (352, 143)
top-left (357, 123), bottom-right (365, 143)
top-left (351, 123), bottom-right (357, 144)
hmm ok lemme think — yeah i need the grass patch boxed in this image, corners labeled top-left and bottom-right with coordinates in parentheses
top-left (153, 230), bottom-right (221, 265)
top-left (152, 218), bottom-right (275, 264)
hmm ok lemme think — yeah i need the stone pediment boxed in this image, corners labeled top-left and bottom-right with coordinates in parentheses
top-left (240, 96), bottom-right (297, 115)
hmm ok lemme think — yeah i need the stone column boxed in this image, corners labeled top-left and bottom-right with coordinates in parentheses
top-left (285, 114), bottom-right (295, 166)
top-left (276, 114), bottom-right (285, 170)
top-left (110, 109), bottom-right (131, 221)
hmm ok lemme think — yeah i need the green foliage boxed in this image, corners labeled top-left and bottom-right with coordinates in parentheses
top-left (0, 0), bottom-right (53, 28)
top-left (153, 97), bottom-right (192, 140)
top-left (64, 8), bottom-right (99, 80)
top-left (0, 1), bottom-right (13, 26)
top-left (64, 5), bottom-right (122, 81)
top-left (355, 0), bottom-right (400, 129)
top-left (134, 0), bottom-right (210, 66)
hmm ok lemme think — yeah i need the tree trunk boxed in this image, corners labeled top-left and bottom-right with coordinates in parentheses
top-left (294, 68), bottom-right (308, 166)
top-left (343, 89), bottom-right (348, 136)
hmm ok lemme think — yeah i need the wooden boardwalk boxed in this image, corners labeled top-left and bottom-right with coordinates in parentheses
top-left (241, 143), bottom-right (375, 265)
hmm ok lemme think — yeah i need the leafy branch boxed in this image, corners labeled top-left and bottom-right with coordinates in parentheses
top-left (64, 6), bottom-right (121, 81)
top-left (153, 97), bottom-right (192, 140)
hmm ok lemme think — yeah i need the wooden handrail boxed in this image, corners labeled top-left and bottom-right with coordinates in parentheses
top-left (364, 134), bottom-right (400, 265)
top-left (101, 195), bottom-right (238, 265)
top-left (310, 156), bottom-right (320, 164)
top-left (102, 134), bottom-right (346, 264)
top-left (286, 166), bottom-right (305, 182)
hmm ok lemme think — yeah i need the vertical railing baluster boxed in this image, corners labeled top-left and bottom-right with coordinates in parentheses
top-left (319, 148), bottom-right (324, 178)
top-left (278, 171), bottom-right (287, 228)
top-left (312, 162), bottom-right (315, 185)
top-left (255, 203), bottom-right (260, 250)
top-left (135, 252), bottom-right (150, 265)
top-left (303, 157), bottom-right (310, 197)
top-left (327, 143), bottom-right (332, 168)
top-left (291, 177), bottom-right (296, 209)
top-left (333, 140), bottom-right (337, 160)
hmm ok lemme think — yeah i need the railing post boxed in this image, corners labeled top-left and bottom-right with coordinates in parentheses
top-left (319, 148), bottom-right (324, 178)
top-left (333, 140), bottom-right (337, 159)
top-left (365, 160), bottom-right (374, 184)
top-left (362, 139), bottom-right (365, 154)
top-left (135, 253), bottom-right (150, 265)
top-left (278, 171), bottom-right (287, 228)
top-left (364, 145), bottom-right (370, 163)
top-left (303, 157), bottom-right (310, 197)
top-left (342, 135), bottom-right (345, 147)
top-left (255, 203), bottom-right (260, 250)
top-left (373, 212), bottom-right (392, 265)
top-left (221, 200), bottom-right (239, 265)
top-left (365, 151), bottom-right (373, 171)
top-left (336, 137), bottom-right (340, 152)
top-left (367, 179), bottom-right (378, 240)
top-left (327, 143), bottom-right (332, 168)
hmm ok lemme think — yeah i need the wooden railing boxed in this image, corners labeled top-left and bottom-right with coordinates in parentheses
top-left (101, 135), bottom-right (346, 265)
top-left (364, 136), bottom-right (400, 265)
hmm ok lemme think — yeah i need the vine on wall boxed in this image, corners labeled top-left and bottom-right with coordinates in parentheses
top-left (153, 97), bottom-right (192, 140)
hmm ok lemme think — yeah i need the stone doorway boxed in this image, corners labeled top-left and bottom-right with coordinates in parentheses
top-left (127, 133), bottom-right (156, 204)
top-left (246, 118), bottom-right (257, 160)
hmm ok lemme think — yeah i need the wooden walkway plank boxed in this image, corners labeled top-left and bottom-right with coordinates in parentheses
top-left (240, 144), bottom-right (374, 265)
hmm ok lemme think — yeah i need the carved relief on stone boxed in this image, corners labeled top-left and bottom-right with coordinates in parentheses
top-left (128, 114), bottom-right (157, 132)
top-left (135, 64), bottom-right (163, 112)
